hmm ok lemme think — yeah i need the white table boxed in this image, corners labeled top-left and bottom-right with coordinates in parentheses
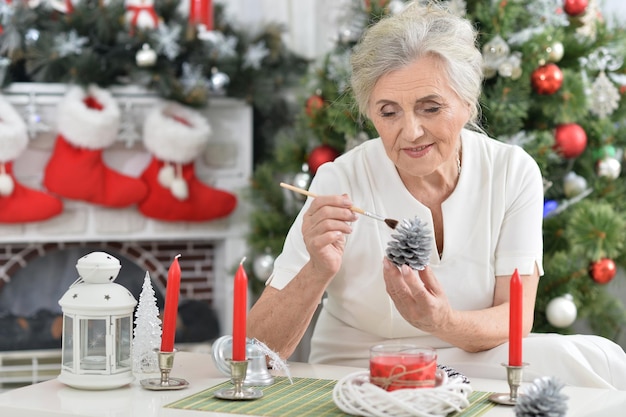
top-left (0, 351), bottom-right (624, 416)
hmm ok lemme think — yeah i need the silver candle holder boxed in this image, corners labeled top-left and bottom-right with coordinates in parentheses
top-left (211, 335), bottom-right (274, 386)
top-left (489, 363), bottom-right (528, 405)
top-left (214, 360), bottom-right (263, 400)
top-left (140, 350), bottom-right (189, 391)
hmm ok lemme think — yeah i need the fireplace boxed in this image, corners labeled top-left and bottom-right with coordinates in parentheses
top-left (0, 242), bottom-right (223, 351)
top-left (0, 83), bottom-right (252, 387)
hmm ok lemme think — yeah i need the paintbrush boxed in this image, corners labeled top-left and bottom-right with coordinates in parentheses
top-left (279, 182), bottom-right (399, 230)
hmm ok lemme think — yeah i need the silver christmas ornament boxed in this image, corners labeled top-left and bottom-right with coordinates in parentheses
top-left (547, 41), bottom-right (564, 63)
top-left (500, 52), bottom-right (523, 79)
top-left (546, 294), bottom-right (577, 328)
top-left (588, 71), bottom-right (620, 119)
top-left (386, 217), bottom-right (432, 270)
top-left (498, 59), bottom-right (515, 78)
top-left (281, 174), bottom-right (304, 214)
top-left (253, 250), bottom-right (275, 282)
top-left (482, 35), bottom-right (510, 69)
top-left (136, 44), bottom-right (157, 67)
top-left (563, 171), bottom-right (587, 198)
top-left (510, 67), bottom-right (523, 80)
top-left (336, 28), bottom-right (361, 44)
top-left (580, 47), bottom-right (623, 118)
top-left (596, 157), bottom-right (621, 179)
top-left (210, 68), bottom-right (230, 95)
top-left (482, 36), bottom-right (522, 80)
top-left (24, 29), bottom-right (40, 46)
top-left (291, 164), bottom-right (311, 202)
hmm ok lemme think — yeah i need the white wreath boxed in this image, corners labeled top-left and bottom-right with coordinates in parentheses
top-left (332, 371), bottom-right (472, 417)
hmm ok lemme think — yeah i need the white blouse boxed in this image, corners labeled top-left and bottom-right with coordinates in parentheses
top-left (264, 131), bottom-right (626, 391)
top-left (267, 129), bottom-right (544, 351)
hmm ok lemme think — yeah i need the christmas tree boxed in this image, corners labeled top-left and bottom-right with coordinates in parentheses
top-left (132, 272), bottom-right (162, 373)
top-left (245, 0), bottom-right (626, 342)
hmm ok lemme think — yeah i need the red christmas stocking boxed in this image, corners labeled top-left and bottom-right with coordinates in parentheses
top-left (139, 102), bottom-right (237, 222)
top-left (43, 85), bottom-right (148, 207)
top-left (0, 96), bottom-right (63, 223)
top-left (0, 163), bottom-right (63, 223)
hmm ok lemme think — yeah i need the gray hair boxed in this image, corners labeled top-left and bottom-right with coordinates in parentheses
top-left (350, 1), bottom-right (483, 129)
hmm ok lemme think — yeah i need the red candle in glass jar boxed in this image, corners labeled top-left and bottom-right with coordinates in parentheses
top-left (369, 345), bottom-right (437, 391)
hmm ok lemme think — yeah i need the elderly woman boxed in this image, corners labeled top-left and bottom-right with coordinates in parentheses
top-left (248, 1), bottom-right (626, 389)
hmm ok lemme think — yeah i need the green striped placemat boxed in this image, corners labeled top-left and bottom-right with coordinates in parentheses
top-left (166, 377), bottom-right (497, 417)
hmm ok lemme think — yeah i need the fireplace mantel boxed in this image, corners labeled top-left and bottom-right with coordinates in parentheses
top-left (0, 82), bottom-right (253, 337)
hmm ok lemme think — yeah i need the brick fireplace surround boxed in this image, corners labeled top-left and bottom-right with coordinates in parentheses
top-left (0, 241), bottom-right (217, 303)
top-left (0, 83), bottom-right (252, 387)
top-left (0, 240), bottom-right (219, 352)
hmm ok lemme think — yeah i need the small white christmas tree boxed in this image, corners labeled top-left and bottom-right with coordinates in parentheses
top-left (132, 272), bottom-right (162, 373)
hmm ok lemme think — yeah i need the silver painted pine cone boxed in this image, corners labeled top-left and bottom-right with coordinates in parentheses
top-left (385, 217), bottom-right (432, 270)
top-left (514, 376), bottom-right (568, 417)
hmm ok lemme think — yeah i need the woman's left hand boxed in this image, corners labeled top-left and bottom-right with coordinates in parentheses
top-left (382, 258), bottom-right (452, 333)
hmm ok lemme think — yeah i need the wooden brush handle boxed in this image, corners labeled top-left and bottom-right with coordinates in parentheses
top-left (279, 182), bottom-right (364, 214)
top-left (279, 182), bottom-right (318, 198)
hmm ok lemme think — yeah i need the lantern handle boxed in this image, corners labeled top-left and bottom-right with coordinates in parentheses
top-left (68, 277), bottom-right (84, 288)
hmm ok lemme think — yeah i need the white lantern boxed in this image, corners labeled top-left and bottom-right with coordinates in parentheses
top-left (58, 252), bottom-right (138, 390)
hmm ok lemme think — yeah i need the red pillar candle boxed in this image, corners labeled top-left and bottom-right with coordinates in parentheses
top-left (189, 0), bottom-right (212, 30)
top-left (232, 259), bottom-right (248, 361)
top-left (189, 0), bottom-right (201, 24)
top-left (160, 255), bottom-right (181, 352)
top-left (508, 268), bottom-right (523, 366)
top-left (200, 0), bottom-right (213, 30)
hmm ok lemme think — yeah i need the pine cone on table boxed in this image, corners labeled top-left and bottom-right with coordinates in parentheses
top-left (514, 376), bottom-right (568, 417)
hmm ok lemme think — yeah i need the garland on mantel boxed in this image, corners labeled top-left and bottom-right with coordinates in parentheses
top-left (0, 0), bottom-right (309, 162)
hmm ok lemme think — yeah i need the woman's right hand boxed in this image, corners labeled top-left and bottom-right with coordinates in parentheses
top-left (302, 194), bottom-right (357, 280)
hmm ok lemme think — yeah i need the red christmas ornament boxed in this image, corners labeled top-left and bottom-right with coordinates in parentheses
top-left (554, 123), bottom-right (587, 158)
top-left (531, 64), bottom-right (564, 95)
top-left (305, 95), bottom-right (324, 117)
top-left (563, 0), bottom-right (588, 16)
top-left (589, 258), bottom-right (616, 284)
top-left (308, 144), bottom-right (340, 175)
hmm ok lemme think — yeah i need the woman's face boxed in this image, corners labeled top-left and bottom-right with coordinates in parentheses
top-left (368, 55), bottom-right (470, 180)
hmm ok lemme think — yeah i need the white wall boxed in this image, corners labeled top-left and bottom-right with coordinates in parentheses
top-left (602, 0), bottom-right (626, 26)
top-left (217, 0), bottom-right (352, 60)
top-left (219, 0), bottom-right (625, 59)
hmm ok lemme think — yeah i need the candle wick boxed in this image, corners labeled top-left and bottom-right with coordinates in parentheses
top-left (240, 256), bottom-right (246, 265)
top-left (175, 254), bottom-right (181, 259)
